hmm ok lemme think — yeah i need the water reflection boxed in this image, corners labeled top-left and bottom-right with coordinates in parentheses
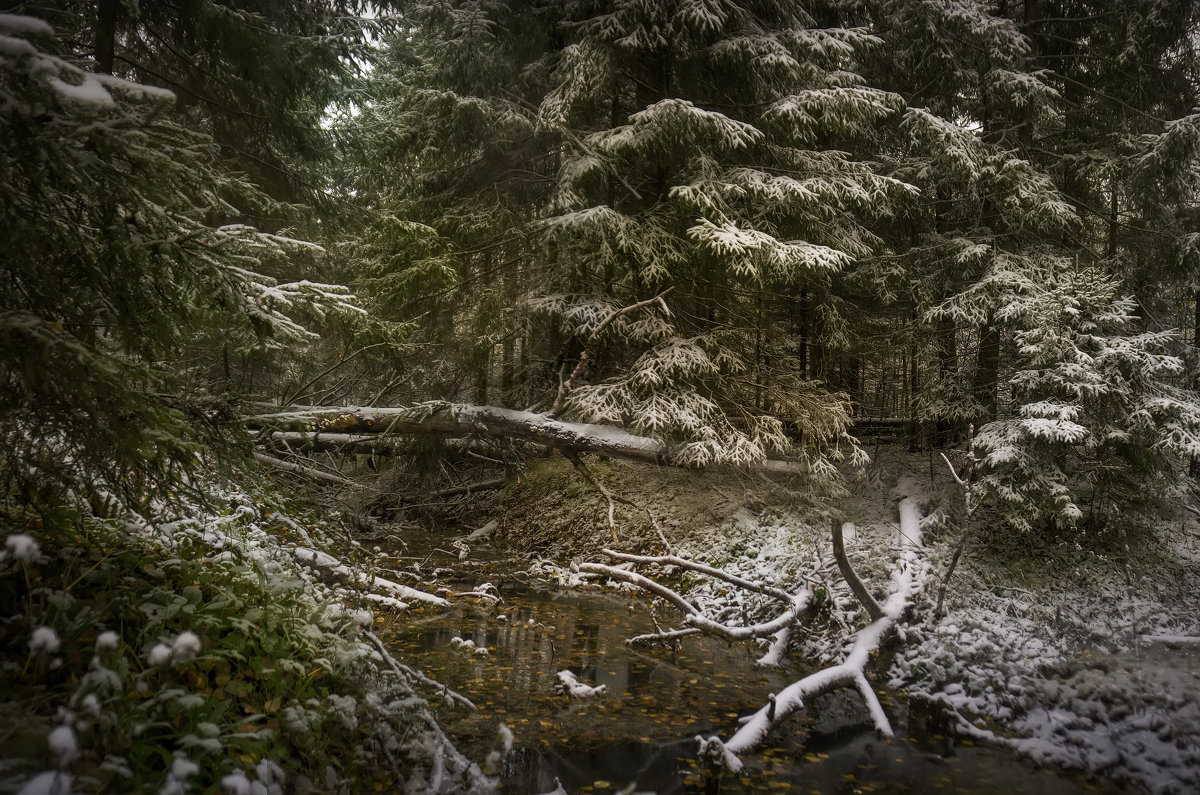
top-left (389, 581), bottom-right (1125, 793)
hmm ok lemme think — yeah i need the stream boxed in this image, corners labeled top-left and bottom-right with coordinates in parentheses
top-left (384, 532), bottom-right (1128, 794)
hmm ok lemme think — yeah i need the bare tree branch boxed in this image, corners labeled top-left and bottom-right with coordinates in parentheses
top-left (832, 516), bottom-right (883, 620)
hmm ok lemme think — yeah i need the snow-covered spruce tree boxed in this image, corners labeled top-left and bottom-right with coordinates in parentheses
top-left (855, 0), bottom-right (1068, 435)
top-left (970, 264), bottom-right (1200, 534)
top-left (24, 0), bottom-right (382, 205)
top-left (865, 1), bottom-right (1200, 531)
top-left (0, 14), bottom-right (361, 507)
top-left (351, 0), bottom-right (931, 474)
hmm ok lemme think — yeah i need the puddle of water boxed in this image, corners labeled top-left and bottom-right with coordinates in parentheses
top-left (388, 575), bottom-right (1126, 793)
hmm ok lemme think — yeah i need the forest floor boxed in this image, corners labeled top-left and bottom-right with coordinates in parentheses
top-left (433, 446), bottom-right (1200, 794)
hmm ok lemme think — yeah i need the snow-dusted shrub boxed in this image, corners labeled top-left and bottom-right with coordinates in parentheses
top-left (0, 488), bottom-right (486, 793)
top-left (969, 265), bottom-right (1200, 534)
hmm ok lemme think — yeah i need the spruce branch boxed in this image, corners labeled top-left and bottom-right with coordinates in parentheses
top-left (551, 287), bottom-right (674, 418)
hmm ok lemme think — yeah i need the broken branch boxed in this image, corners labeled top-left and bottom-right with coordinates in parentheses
top-left (832, 516), bottom-right (883, 620)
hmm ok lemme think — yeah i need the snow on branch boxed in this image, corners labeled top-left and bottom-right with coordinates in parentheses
top-left (363, 631), bottom-right (477, 711)
top-left (292, 546), bottom-right (449, 608)
top-left (707, 491), bottom-right (928, 772)
top-left (552, 287), bottom-right (674, 416)
top-left (246, 402), bottom-right (813, 473)
top-left (577, 550), bottom-right (812, 645)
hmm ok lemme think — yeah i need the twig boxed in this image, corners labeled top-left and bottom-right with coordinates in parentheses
top-left (283, 342), bottom-right (393, 405)
top-left (363, 631), bottom-right (477, 710)
top-left (935, 425), bottom-right (975, 618)
top-left (550, 287), bottom-right (674, 417)
top-left (568, 453), bottom-right (629, 543)
top-left (646, 507), bottom-right (674, 553)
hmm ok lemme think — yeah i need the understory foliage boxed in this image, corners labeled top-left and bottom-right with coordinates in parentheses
top-left (0, 489), bottom-right (483, 794)
top-left (0, 12), bottom-right (483, 794)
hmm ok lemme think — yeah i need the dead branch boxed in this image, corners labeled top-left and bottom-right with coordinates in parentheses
top-left (363, 630), bottom-right (476, 710)
top-left (253, 452), bottom-right (352, 486)
top-left (832, 516), bottom-right (883, 620)
top-left (704, 494), bottom-right (928, 773)
top-left (601, 548), bottom-right (796, 603)
top-left (577, 561), bottom-right (811, 643)
top-left (551, 287), bottom-right (674, 416)
top-left (936, 425), bottom-right (976, 617)
top-left (627, 627), bottom-right (702, 646)
top-left (577, 562), bottom-right (701, 616)
top-left (568, 453), bottom-right (629, 543)
top-left (386, 478), bottom-right (507, 507)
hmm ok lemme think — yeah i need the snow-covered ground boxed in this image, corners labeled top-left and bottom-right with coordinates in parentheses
top-left (482, 451), bottom-right (1200, 793)
top-left (891, 510), bottom-right (1200, 794)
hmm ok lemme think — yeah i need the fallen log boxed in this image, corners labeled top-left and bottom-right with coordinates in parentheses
top-left (246, 402), bottom-right (810, 474)
top-left (708, 492), bottom-right (928, 772)
top-left (253, 452), bottom-right (353, 486)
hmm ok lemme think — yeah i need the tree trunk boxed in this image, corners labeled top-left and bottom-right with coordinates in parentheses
top-left (95, 0), bottom-right (120, 75)
top-left (974, 319), bottom-right (1001, 421)
top-left (247, 403), bottom-right (810, 474)
top-left (936, 315), bottom-right (958, 445)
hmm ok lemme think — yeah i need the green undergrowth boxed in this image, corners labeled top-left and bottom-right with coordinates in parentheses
top-left (0, 486), bottom-right (483, 794)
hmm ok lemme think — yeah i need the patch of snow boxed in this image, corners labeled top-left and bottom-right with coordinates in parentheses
top-left (220, 772), bottom-right (251, 795)
top-left (0, 13), bottom-right (54, 37)
top-left (147, 644), bottom-right (172, 667)
top-left (4, 533), bottom-right (41, 563)
top-left (48, 75), bottom-right (116, 110)
top-left (170, 631), bottom-right (201, 663)
top-left (47, 725), bottom-right (77, 764)
top-left (15, 772), bottom-right (73, 795)
top-left (555, 669), bottom-right (606, 699)
top-left (29, 626), bottom-right (60, 654)
top-left (95, 631), bottom-right (119, 652)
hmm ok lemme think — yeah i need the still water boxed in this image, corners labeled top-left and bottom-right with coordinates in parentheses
top-left (387, 569), bottom-right (1123, 794)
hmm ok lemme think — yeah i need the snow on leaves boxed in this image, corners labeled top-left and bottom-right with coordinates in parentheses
top-left (763, 87), bottom-right (903, 145)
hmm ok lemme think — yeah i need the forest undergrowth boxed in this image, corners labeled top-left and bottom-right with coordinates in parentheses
top-left (0, 482), bottom-right (491, 795)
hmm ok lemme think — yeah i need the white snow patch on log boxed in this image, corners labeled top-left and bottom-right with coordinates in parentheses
top-left (717, 490), bottom-right (927, 769)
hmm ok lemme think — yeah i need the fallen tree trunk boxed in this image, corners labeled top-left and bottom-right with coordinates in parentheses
top-left (246, 402), bottom-right (810, 474)
top-left (710, 493), bottom-right (928, 771)
top-left (253, 452), bottom-right (353, 486)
